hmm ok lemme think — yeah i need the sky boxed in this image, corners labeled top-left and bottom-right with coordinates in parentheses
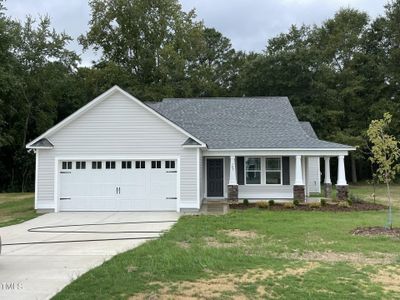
top-left (4, 0), bottom-right (387, 66)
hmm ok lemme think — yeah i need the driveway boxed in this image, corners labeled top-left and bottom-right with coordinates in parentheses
top-left (0, 212), bottom-right (179, 300)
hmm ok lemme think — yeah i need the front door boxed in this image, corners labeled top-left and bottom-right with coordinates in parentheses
top-left (207, 158), bottom-right (224, 197)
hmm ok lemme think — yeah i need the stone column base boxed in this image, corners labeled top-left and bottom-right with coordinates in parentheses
top-left (293, 185), bottom-right (305, 201)
top-left (228, 185), bottom-right (238, 201)
top-left (324, 183), bottom-right (332, 198)
top-left (336, 185), bottom-right (348, 201)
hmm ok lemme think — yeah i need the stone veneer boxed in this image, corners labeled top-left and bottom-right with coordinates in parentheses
top-left (293, 185), bottom-right (305, 201)
top-left (324, 183), bottom-right (332, 198)
top-left (228, 185), bottom-right (238, 201)
top-left (336, 185), bottom-right (348, 201)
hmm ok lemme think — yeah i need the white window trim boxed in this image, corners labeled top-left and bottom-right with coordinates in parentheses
top-left (244, 156), bottom-right (283, 186)
top-left (265, 157), bottom-right (283, 186)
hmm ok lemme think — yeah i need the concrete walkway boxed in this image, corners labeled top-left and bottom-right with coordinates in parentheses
top-left (0, 212), bottom-right (179, 300)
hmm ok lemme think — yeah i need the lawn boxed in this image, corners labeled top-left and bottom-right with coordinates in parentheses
top-left (54, 193), bottom-right (400, 299)
top-left (350, 182), bottom-right (400, 209)
top-left (0, 193), bottom-right (37, 227)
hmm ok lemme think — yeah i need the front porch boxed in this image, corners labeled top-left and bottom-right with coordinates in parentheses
top-left (202, 151), bottom-right (350, 203)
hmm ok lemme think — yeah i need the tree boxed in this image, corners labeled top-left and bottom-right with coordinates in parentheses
top-left (367, 113), bottom-right (400, 229)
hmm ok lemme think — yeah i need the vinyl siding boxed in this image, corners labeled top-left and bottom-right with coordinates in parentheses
top-left (36, 90), bottom-right (199, 210)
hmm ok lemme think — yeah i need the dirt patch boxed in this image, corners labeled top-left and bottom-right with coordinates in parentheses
top-left (130, 263), bottom-right (318, 300)
top-left (204, 237), bottom-right (235, 248)
top-left (220, 229), bottom-right (259, 239)
top-left (229, 202), bottom-right (386, 212)
top-left (282, 251), bottom-right (396, 265)
top-left (371, 266), bottom-right (400, 292)
top-left (176, 241), bottom-right (191, 249)
top-left (352, 227), bottom-right (400, 238)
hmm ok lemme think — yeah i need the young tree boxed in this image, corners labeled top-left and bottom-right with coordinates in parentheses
top-left (367, 113), bottom-right (400, 229)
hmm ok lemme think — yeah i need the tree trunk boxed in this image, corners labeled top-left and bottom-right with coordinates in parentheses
top-left (351, 155), bottom-right (357, 183)
top-left (386, 180), bottom-right (393, 230)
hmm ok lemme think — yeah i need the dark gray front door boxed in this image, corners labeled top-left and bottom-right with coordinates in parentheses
top-left (207, 159), bottom-right (224, 197)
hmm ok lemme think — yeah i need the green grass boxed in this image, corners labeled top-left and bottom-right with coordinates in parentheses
top-left (54, 206), bottom-right (400, 299)
top-left (349, 182), bottom-right (400, 209)
top-left (0, 193), bottom-right (38, 227)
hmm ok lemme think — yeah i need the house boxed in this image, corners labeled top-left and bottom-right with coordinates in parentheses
top-left (26, 86), bottom-right (355, 212)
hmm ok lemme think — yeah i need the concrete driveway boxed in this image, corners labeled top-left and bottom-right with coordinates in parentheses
top-left (0, 212), bottom-right (179, 300)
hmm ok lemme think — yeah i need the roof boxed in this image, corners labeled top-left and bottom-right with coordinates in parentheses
top-left (148, 97), bottom-right (351, 149)
top-left (300, 122), bottom-right (318, 139)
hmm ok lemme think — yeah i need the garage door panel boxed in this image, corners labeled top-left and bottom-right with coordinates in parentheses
top-left (59, 160), bottom-right (178, 211)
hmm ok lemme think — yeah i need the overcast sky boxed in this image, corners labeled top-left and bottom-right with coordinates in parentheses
top-left (4, 0), bottom-right (387, 66)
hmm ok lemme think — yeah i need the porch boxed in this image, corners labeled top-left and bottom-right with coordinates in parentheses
top-left (202, 151), bottom-right (349, 202)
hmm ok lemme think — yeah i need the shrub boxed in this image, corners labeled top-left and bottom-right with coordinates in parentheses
top-left (256, 201), bottom-right (269, 209)
top-left (293, 199), bottom-right (300, 206)
top-left (309, 202), bottom-right (321, 208)
top-left (283, 202), bottom-right (295, 209)
top-left (347, 199), bottom-right (353, 206)
top-left (349, 194), bottom-right (363, 204)
top-left (268, 199), bottom-right (275, 206)
top-left (320, 199), bottom-right (327, 206)
top-left (243, 199), bottom-right (249, 206)
top-left (338, 201), bottom-right (350, 208)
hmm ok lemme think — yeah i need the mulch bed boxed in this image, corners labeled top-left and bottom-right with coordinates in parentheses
top-left (229, 202), bottom-right (387, 212)
top-left (352, 227), bottom-right (400, 237)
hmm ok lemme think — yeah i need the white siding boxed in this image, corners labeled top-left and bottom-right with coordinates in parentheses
top-left (307, 157), bottom-right (321, 193)
top-left (36, 90), bottom-right (199, 211)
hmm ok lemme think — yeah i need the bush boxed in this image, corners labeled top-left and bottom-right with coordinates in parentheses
top-left (256, 201), bottom-right (269, 209)
top-left (293, 199), bottom-right (300, 206)
top-left (338, 201), bottom-right (350, 208)
top-left (243, 199), bottom-right (249, 206)
top-left (349, 194), bottom-right (363, 204)
top-left (268, 199), bottom-right (275, 206)
top-left (309, 202), bottom-right (321, 208)
top-left (283, 202), bottom-right (295, 209)
top-left (320, 199), bottom-right (327, 206)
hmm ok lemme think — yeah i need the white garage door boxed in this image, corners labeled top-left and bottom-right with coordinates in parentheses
top-left (59, 160), bottom-right (178, 211)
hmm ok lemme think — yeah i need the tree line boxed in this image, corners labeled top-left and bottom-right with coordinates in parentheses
top-left (1, 0), bottom-right (400, 192)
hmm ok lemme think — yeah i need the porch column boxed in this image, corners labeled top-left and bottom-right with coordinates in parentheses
top-left (323, 157), bottom-right (332, 198)
top-left (228, 156), bottom-right (238, 201)
top-left (336, 155), bottom-right (348, 200)
top-left (293, 155), bottom-right (305, 201)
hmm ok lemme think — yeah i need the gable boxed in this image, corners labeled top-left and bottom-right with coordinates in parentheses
top-left (26, 86), bottom-right (205, 148)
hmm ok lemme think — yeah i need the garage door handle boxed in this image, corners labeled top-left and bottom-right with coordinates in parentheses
top-left (60, 197), bottom-right (71, 200)
top-left (60, 171), bottom-right (71, 174)
top-left (166, 197), bottom-right (177, 199)
top-left (166, 171), bottom-right (177, 173)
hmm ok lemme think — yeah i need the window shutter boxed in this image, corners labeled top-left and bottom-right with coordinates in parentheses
top-left (237, 157), bottom-right (245, 185)
top-left (282, 157), bottom-right (290, 185)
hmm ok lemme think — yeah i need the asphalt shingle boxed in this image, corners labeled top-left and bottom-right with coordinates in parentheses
top-left (147, 97), bottom-right (350, 149)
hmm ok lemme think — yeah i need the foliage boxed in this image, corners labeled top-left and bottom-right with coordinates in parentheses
top-left (320, 199), bottom-right (327, 206)
top-left (338, 201), bottom-right (350, 208)
top-left (293, 199), bottom-right (300, 206)
top-left (255, 201), bottom-right (269, 209)
top-left (243, 199), bottom-right (249, 206)
top-left (283, 202), bottom-right (295, 209)
top-left (308, 202), bottom-right (321, 208)
top-left (268, 199), bottom-right (275, 206)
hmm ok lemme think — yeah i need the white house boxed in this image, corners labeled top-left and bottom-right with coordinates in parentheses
top-left (26, 86), bottom-right (355, 212)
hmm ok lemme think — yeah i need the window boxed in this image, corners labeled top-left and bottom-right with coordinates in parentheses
top-left (135, 161), bottom-right (146, 169)
top-left (92, 161), bottom-right (102, 169)
top-left (106, 161), bottom-right (116, 169)
top-left (62, 161), bottom-right (72, 169)
top-left (76, 161), bottom-right (86, 169)
top-left (151, 160), bottom-right (161, 169)
top-left (265, 158), bottom-right (281, 184)
top-left (122, 161), bottom-right (132, 169)
top-left (165, 160), bottom-right (175, 169)
top-left (245, 158), bottom-right (261, 184)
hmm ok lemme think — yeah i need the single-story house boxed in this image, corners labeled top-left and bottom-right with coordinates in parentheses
top-left (26, 86), bottom-right (355, 212)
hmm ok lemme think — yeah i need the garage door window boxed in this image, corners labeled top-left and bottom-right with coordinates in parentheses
top-left (62, 161), bottom-right (72, 169)
top-left (135, 161), bottom-right (146, 169)
top-left (76, 161), bottom-right (86, 169)
top-left (92, 161), bottom-right (102, 169)
top-left (122, 161), bottom-right (132, 169)
top-left (151, 161), bottom-right (161, 169)
top-left (165, 161), bottom-right (175, 169)
top-left (106, 161), bottom-right (116, 169)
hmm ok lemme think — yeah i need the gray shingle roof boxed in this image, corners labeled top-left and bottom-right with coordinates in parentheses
top-left (147, 97), bottom-right (351, 149)
top-left (300, 122), bottom-right (318, 139)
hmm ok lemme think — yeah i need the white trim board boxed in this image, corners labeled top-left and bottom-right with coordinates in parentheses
top-left (26, 86), bottom-right (206, 149)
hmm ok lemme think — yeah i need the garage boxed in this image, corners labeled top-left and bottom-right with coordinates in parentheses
top-left (59, 159), bottom-right (178, 211)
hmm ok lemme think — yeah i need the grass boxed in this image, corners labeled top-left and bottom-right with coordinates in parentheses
top-left (53, 197), bottom-right (400, 299)
top-left (0, 193), bottom-right (38, 227)
top-left (350, 182), bottom-right (400, 209)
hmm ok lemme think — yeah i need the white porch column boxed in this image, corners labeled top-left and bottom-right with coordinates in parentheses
top-left (337, 155), bottom-right (347, 185)
top-left (324, 157), bottom-right (331, 184)
top-left (228, 156), bottom-right (237, 185)
top-left (295, 155), bottom-right (304, 185)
